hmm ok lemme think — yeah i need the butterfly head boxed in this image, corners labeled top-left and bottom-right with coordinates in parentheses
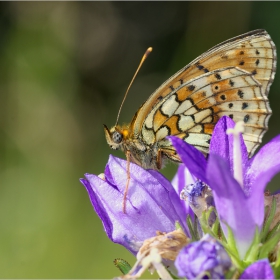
top-left (104, 124), bottom-right (129, 151)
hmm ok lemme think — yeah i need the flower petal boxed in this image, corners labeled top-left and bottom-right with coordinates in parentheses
top-left (171, 164), bottom-right (195, 218)
top-left (207, 154), bottom-right (257, 258)
top-left (210, 116), bottom-right (248, 175)
top-left (168, 136), bottom-right (208, 184)
top-left (81, 155), bottom-right (189, 254)
top-left (246, 135), bottom-right (280, 192)
top-left (240, 259), bottom-right (274, 279)
top-left (149, 169), bottom-right (190, 234)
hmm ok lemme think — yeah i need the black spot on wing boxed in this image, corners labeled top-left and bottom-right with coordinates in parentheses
top-left (237, 90), bottom-right (244, 99)
top-left (215, 73), bottom-right (222, 80)
top-left (242, 102), bottom-right (248, 110)
top-left (251, 69), bottom-right (257, 75)
top-left (188, 85), bottom-right (195, 91)
top-left (244, 114), bottom-right (250, 123)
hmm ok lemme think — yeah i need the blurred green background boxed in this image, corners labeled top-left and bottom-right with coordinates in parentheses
top-left (1, 2), bottom-right (280, 278)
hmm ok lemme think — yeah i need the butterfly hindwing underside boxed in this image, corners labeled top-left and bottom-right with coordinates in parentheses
top-left (104, 29), bottom-right (276, 170)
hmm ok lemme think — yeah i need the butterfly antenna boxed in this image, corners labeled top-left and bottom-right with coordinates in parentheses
top-left (115, 47), bottom-right (153, 126)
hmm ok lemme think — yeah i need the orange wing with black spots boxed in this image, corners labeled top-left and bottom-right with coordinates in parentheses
top-left (105, 29), bottom-right (276, 170)
top-left (132, 29), bottom-right (276, 157)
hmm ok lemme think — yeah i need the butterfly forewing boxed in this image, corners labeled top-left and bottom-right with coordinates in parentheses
top-left (132, 29), bottom-right (276, 158)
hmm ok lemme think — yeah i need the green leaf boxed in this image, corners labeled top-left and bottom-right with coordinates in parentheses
top-left (266, 220), bottom-right (280, 241)
top-left (175, 220), bottom-right (183, 230)
top-left (259, 230), bottom-right (280, 259)
top-left (193, 215), bottom-right (201, 241)
top-left (244, 227), bottom-right (260, 262)
top-left (225, 224), bottom-right (239, 258)
top-left (186, 215), bottom-right (196, 241)
top-left (275, 242), bottom-right (280, 267)
top-left (200, 211), bottom-right (215, 236)
top-left (113, 258), bottom-right (132, 275)
top-left (211, 212), bottom-right (220, 237)
top-left (261, 196), bottom-right (277, 242)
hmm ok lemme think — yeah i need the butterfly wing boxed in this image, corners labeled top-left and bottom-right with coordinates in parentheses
top-left (131, 29), bottom-right (276, 157)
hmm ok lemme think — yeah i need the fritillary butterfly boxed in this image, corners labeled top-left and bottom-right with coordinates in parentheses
top-left (104, 29), bottom-right (276, 211)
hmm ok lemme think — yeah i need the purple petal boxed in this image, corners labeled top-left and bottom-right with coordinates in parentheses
top-left (171, 164), bottom-right (195, 218)
top-left (207, 154), bottom-right (258, 258)
top-left (80, 176), bottom-right (113, 239)
top-left (246, 135), bottom-right (280, 192)
top-left (210, 116), bottom-right (248, 175)
top-left (81, 155), bottom-right (189, 255)
top-left (175, 234), bottom-right (231, 279)
top-left (240, 259), bottom-right (274, 279)
top-left (169, 136), bottom-right (208, 184)
top-left (148, 169), bottom-right (190, 235)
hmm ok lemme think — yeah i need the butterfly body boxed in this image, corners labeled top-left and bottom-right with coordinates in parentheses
top-left (104, 29), bottom-right (276, 171)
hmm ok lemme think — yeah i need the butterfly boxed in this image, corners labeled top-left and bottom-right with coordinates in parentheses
top-left (104, 29), bottom-right (276, 212)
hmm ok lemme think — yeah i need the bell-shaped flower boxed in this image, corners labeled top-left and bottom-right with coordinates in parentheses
top-left (80, 155), bottom-right (189, 255)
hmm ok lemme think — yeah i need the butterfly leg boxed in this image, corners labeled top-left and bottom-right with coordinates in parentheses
top-left (123, 150), bottom-right (131, 214)
top-left (156, 149), bottom-right (163, 170)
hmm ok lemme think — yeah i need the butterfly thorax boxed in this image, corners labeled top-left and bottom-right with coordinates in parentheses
top-left (104, 124), bottom-right (164, 169)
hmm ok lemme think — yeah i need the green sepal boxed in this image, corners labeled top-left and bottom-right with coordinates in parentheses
top-left (200, 207), bottom-right (222, 240)
top-left (244, 227), bottom-right (260, 262)
top-left (193, 215), bottom-right (201, 240)
top-left (261, 196), bottom-right (277, 242)
top-left (224, 267), bottom-right (240, 279)
top-left (259, 229), bottom-right (280, 259)
top-left (211, 208), bottom-right (220, 237)
top-left (186, 214), bottom-right (201, 241)
top-left (266, 220), bottom-right (280, 241)
top-left (200, 210), bottom-right (216, 236)
top-left (275, 242), bottom-right (280, 267)
top-left (274, 249), bottom-right (280, 279)
top-left (219, 224), bottom-right (245, 271)
top-left (113, 258), bottom-right (132, 275)
top-left (205, 206), bottom-right (215, 223)
top-left (224, 223), bottom-right (239, 258)
top-left (273, 265), bottom-right (280, 279)
top-left (175, 220), bottom-right (183, 230)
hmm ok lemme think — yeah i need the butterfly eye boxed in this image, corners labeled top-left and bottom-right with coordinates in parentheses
top-left (112, 131), bottom-right (123, 144)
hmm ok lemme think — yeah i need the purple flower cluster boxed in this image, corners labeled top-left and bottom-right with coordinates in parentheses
top-left (80, 117), bottom-right (280, 279)
top-left (175, 234), bottom-right (231, 279)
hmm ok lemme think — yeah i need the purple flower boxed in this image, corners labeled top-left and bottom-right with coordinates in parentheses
top-left (175, 234), bottom-right (231, 279)
top-left (170, 116), bottom-right (280, 258)
top-left (80, 155), bottom-right (189, 255)
top-left (240, 259), bottom-right (274, 279)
